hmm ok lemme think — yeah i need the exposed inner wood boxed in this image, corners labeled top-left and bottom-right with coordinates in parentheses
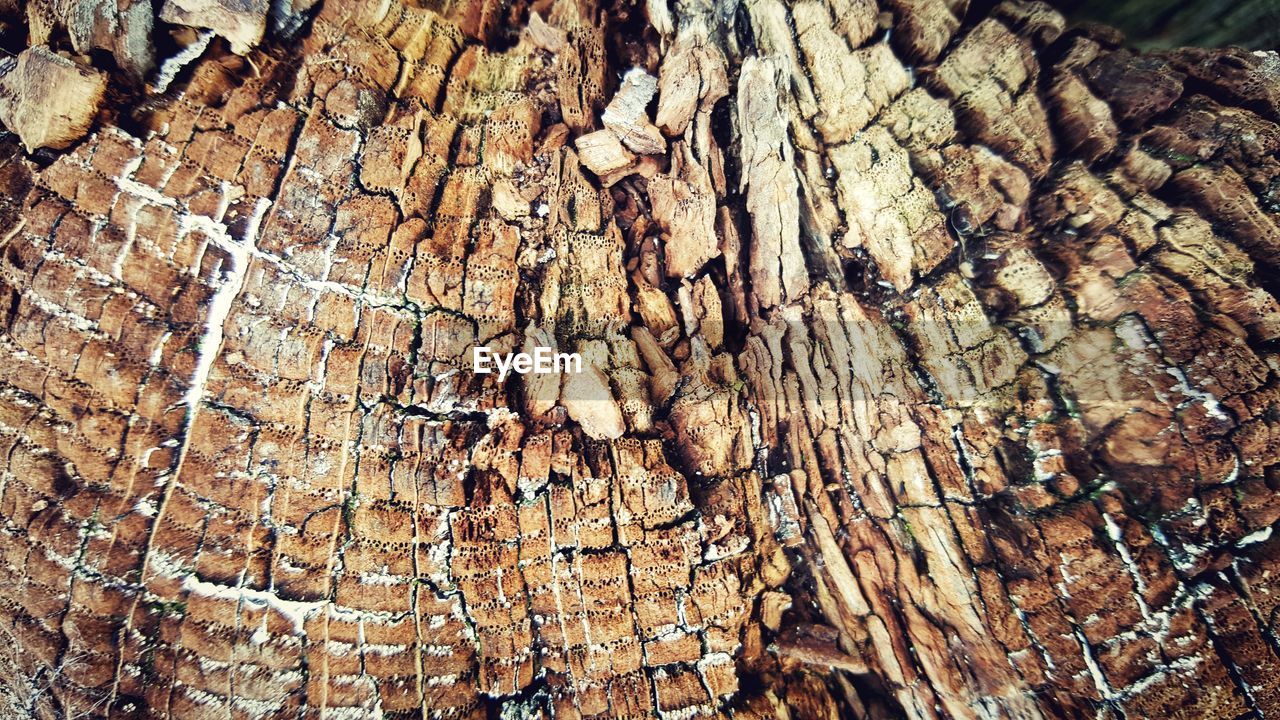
top-left (0, 0), bottom-right (1277, 718)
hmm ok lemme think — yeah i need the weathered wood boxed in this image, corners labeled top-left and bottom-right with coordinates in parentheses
top-left (0, 47), bottom-right (106, 151)
top-left (0, 0), bottom-right (1277, 718)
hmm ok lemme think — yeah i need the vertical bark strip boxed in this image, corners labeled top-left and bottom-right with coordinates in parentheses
top-left (0, 0), bottom-right (1277, 718)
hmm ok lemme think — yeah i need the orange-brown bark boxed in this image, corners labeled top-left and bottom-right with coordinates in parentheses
top-left (0, 0), bottom-right (1277, 718)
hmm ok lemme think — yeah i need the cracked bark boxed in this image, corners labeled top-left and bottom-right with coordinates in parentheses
top-left (0, 0), bottom-right (1278, 718)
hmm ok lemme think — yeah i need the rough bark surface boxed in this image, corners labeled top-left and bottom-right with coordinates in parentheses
top-left (0, 0), bottom-right (1278, 718)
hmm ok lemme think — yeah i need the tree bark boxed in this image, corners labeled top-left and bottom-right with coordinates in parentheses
top-left (0, 0), bottom-right (1277, 718)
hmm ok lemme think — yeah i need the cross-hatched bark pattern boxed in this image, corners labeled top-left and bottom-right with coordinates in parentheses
top-left (0, 0), bottom-right (1277, 718)
top-left (0, 0), bottom-right (762, 716)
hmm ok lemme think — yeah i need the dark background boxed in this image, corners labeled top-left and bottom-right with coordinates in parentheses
top-left (1056, 0), bottom-right (1279, 50)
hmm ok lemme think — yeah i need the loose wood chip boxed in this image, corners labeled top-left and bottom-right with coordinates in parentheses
top-left (0, 47), bottom-right (106, 151)
top-left (602, 68), bottom-right (666, 155)
top-left (160, 0), bottom-right (268, 54)
top-left (574, 128), bottom-right (635, 179)
top-left (561, 363), bottom-right (626, 439)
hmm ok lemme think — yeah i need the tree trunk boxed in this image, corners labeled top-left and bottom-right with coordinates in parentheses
top-left (0, 0), bottom-right (1278, 718)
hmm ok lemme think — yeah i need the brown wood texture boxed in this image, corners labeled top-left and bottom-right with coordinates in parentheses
top-left (0, 0), bottom-right (1278, 718)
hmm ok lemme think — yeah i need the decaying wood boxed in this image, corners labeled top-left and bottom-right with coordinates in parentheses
top-left (25, 0), bottom-right (154, 79)
top-left (0, 47), bottom-right (106, 151)
top-left (0, 0), bottom-right (1278, 718)
top-left (25, 0), bottom-right (317, 85)
top-left (159, 0), bottom-right (270, 55)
